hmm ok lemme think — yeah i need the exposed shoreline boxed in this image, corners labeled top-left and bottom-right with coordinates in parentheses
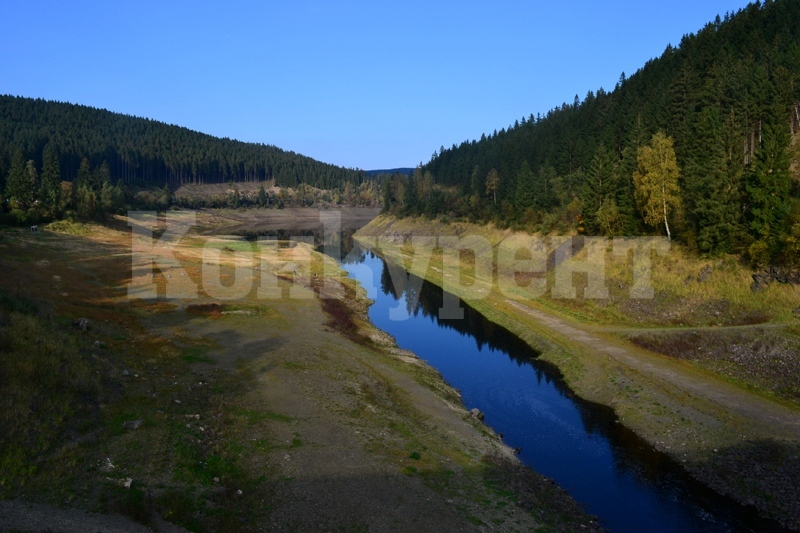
top-left (0, 210), bottom-right (601, 532)
top-left (354, 214), bottom-right (800, 530)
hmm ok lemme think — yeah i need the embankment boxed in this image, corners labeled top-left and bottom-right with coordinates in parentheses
top-left (355, 214), bottom-right (800, 529)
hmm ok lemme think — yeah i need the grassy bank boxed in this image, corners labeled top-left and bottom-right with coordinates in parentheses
top-left (355, 214), bottom-right (800, 529)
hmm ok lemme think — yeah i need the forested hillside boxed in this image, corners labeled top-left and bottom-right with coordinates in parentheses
top-left (388, 0), bottom-right (800, 265)
top-left (0, 95), bottom-right (365, 190)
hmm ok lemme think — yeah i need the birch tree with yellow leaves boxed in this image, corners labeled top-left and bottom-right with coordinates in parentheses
top-left (633, 132), bottom-right (681, 241)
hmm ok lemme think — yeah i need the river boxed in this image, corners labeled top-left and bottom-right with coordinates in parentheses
top-left (337, 243), bottom-right (783, 533)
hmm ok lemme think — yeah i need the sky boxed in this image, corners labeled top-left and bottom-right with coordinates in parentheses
top-left (1, 0), bottom-right (754, 170)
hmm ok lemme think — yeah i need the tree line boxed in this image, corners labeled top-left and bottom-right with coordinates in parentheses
top-left (3, 144), bottom-right (127, 224)
top-left (0, 95), bottom-right (366, 190)
top-left (385, 0), bottom-right (800, 265)
top-left (2, 144), bottom-right (385, 226)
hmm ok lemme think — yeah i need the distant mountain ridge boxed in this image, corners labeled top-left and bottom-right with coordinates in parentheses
top-left (364, 168), bottom-right (414, 177)
top-left (0, 95), bottom-right (365, 190)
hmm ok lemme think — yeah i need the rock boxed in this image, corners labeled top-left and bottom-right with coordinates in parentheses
top-left (793, 307), bottom-right (800, 315)
top-left (122, 420), bottom-right (142, 430)
top-left (698, 266), bottom-right (712, 283)
top-left (751, 275), bottom-right (769, 292)
top-left (684, 275), bottom-right (695, 285)
top-left (94, 340), bottom-right (106, 349)
top-left (123, 370), bottom-right (130, 377)
top-left (469, 408), bottom-right (485, 421)
top-left (74, 318), bottom-right (89, 332)
top-left (753, 267), bottom-right (800, 288)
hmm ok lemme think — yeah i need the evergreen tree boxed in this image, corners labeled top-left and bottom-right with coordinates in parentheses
top-left (93, 161), bottom-right (111, 190)
top-left (485, 168), bottom-right (500, 206)
top-left (40, 144), bottom-right (62, 218)
top-left (4, 149), bottom-right (33, 209)
top-left (470, 165), bottom-right (484, 197)
top-left (76, 186), bottom-right (97, 219)
top-left (381, 180), bottom-right (392, 213)
top-left (75, 157), bottom-right (92, 189)
top-left (25, 160), bottom-right (39, 208)
top-left (746, 106), bottom-right (792, 263)
top-left (403, 173), bottom-right (417, 214)
top-left (99, 180), bottom-right (125, 215)
top-left (581, 144), bottom-right (616, 234)
top-left (533, 165), bottom-right (557, 210)
top-left (684, 107), bottom-right (744, 254)
top-left (514, 161), bottom-right (536, 216)
top-left (615, 144), bottom-right (642, 235)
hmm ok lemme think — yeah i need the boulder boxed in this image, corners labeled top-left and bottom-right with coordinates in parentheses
top-left (751, 273), bottom-right (770, 292)
top-left (697, 266), bottom-right (712, 283)
top-left (74, 318), bottom-right (89, 332)
top-left (122, 420), bottom-right (142, 430)
top-left (469, 408), bottom-right (485, 421)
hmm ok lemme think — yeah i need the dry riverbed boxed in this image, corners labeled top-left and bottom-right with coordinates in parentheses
top-left (0, 211), bottom-right (600, 532)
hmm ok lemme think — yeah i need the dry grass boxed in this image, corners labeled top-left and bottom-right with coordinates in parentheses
top-left (359, 215), bottom-right (800, 327)
top-left (0, 293), bottom-right (103, 492)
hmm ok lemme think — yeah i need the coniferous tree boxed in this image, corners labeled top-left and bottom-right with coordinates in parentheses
top-left (514, 161), bottom-right (536, 216)
top-left (40, 144), bottom-right (62, 218)
top-left (746, 106), bottom-right (792, 263)
top-left (4, 149), bottom-right (33, 209)
top-left (403, 173), bottom-right (417, 215)
top-left (25, 160), bottom-right (39, 207)
top-left (381, 180), bottom-right (392, 213)
top-left (533, 165), bottom-right (557, 210)
top-left (581, 144), bottom-right (616, 234)
top-left (684, 107), bottom-right (744, 253)
top-left (616, 145), bottom-right (642, 235)
top-left (75, 157), bottom-right (92, 189)
top-left (470, 165), bottom-right (484, 197)
top-left (485, 169), bottom-right (500, 206)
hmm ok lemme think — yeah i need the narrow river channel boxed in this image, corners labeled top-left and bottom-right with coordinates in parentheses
top-left (337, 244), bottom-right (783, 533)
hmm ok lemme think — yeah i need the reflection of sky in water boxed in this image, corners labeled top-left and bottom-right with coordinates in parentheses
top-left (339, 248), bottom-right (783, 533)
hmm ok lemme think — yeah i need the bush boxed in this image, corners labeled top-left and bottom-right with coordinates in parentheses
top-left (46, 219), bottom-right (91, 236)
top-left (8, 209), bottom-right (28, 225)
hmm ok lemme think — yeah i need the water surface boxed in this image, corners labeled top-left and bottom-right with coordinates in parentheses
top-left (338, 245), bottom-right (782, 533)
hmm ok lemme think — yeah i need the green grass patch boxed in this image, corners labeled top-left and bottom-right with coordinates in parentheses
top-left (233, 408), bottom-right (294, 425)
top-left (181, 346), bottom-right (216, 364)
top-left (46, 219), bottom-right (92, 236)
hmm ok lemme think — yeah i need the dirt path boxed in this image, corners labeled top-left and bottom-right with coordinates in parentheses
top-left (590, 321), bottom-right (789, 334)
top-left (507, 300), bottom-right (800, 436)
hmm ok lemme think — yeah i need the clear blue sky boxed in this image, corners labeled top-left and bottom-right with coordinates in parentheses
top-left (1, 0), bottom-right (753, 170)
